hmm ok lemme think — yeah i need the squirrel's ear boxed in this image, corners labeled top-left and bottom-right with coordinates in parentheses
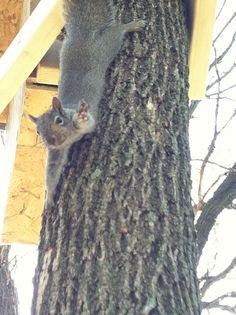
top-left (52, 96), bottom-right (62, 112)
top-left (28, 114), bottom-right (38, 124)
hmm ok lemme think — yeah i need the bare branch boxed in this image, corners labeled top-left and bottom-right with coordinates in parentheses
top-left (213, 12), bottom-right (236, 44)
top-left (197, 46), bottom-right (221, 203)
top-left (197, 46), bottom-right (236, 209)
top-left (226, 202), bottom-right (236, 210)
top-left (218, 110), bottom-right (236, 134)
top-left (209, 32), bottom-right (236, 71)
top-left (0, 130), bottom-right (5, 146)
top-left (189, 100), bottom-right (201, 117)
top-left (207, 62), bottom-right (236, 92)
top-left (216, 305), bottom-right (236, 314)
top-left (202, 292), bottom-right (236, 314)
top-left (200, 257), bottom-right (236, 295)
top-left (202, 172), bottom-right (227, 201)
top-left (197, 107), bottom-right (219, 201)
top-left (216, 0), bottom-right (227, 20)
top-left (207, 96), bottom-right (236, 102)
top-left (192, 159), bottom-right (231, 171)
top-left (196, 163), bottom-right (236, 259)
top-left (206, 84), bottom-right (236, 98)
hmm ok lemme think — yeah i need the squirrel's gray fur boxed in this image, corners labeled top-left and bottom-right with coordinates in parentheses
top-left (59, 0), bottom-right (145, 118)
top-left (29, 0), bottom-right (145, 206)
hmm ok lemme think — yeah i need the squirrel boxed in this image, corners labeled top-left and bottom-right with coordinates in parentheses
top-left (29, 0), bottom-right (145, 206)
top-left (29, 97), bottom-right (95, 205)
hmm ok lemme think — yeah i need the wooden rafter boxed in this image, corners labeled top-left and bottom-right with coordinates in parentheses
top-left (0, 0), bottom-right (64, 115)
top-left (189, 0), bottom-right (217, 99)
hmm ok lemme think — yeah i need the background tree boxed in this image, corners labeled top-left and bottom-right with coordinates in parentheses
top-left (31, 0), bottom-right (201, 314)
top-left (191, 3), bottom-right (236, 254)
top-left (190, 0), bottom-right (236, 312)
top-left (0, 245), bottom-right (18, 315)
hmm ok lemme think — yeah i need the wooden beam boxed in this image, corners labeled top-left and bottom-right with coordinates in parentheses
top-left (0, 0), bottom-right (63, 115)
top-left (0, 0), bottom-right (29, 240)
top-left (0, 0), bottom-right (29, 125)
top-left (189, 0), bottom-right (217, 99)
top-left (0, 85), bottom-right (26, 241)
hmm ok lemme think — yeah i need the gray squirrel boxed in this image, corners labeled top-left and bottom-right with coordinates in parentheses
top-left (29, 0), bottom-right (145, 206)
top-left (29, 97), bottom-right (95, 205)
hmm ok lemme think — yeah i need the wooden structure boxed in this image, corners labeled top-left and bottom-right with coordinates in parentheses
top-left (0, 0), bottom-right (217, 244)
top-left (188, 0), bottom-right (217, 99)
top-left (0, 0), bottom-right (63, 113)
top-left (0, 0), bottom-right (63, 244)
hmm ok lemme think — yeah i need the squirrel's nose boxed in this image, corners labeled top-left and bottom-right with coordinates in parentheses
top-left (47, 136), bottom-right (56, 145)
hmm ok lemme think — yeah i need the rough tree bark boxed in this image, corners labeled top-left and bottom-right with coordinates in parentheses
top-left (32, 0), bottom-right (201, 314)
top-left (0, 246), bottom-right (19, 315)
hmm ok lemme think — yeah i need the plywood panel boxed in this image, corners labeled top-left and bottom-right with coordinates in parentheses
top-left (3, 146), bottom-right (45, 244)
top-left (0, 0), bottom-right (24, 55)
top-left (2, 86), bottom-right (57, 244)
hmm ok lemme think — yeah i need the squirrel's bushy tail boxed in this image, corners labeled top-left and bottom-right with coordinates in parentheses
top-left (63, 0), bottom-right (114, 31)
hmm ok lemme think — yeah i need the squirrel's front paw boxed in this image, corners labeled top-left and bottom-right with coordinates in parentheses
top-left (73, 99), bottom-right (96, 133)
top-left (78, 99), bottom-right (90, 123)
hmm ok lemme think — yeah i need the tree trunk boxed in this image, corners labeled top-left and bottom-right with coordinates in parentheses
top-left (32, 0), bottom-right (201, 314)
top-left (0, 246), bottom-right (19, 315)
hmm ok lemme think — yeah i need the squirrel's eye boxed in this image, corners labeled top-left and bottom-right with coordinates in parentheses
top-left (55, 116), bottom-right (64, 125)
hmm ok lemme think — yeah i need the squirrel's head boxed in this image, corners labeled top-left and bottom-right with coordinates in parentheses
top-left (29, 97), bottom-right (79, 149)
